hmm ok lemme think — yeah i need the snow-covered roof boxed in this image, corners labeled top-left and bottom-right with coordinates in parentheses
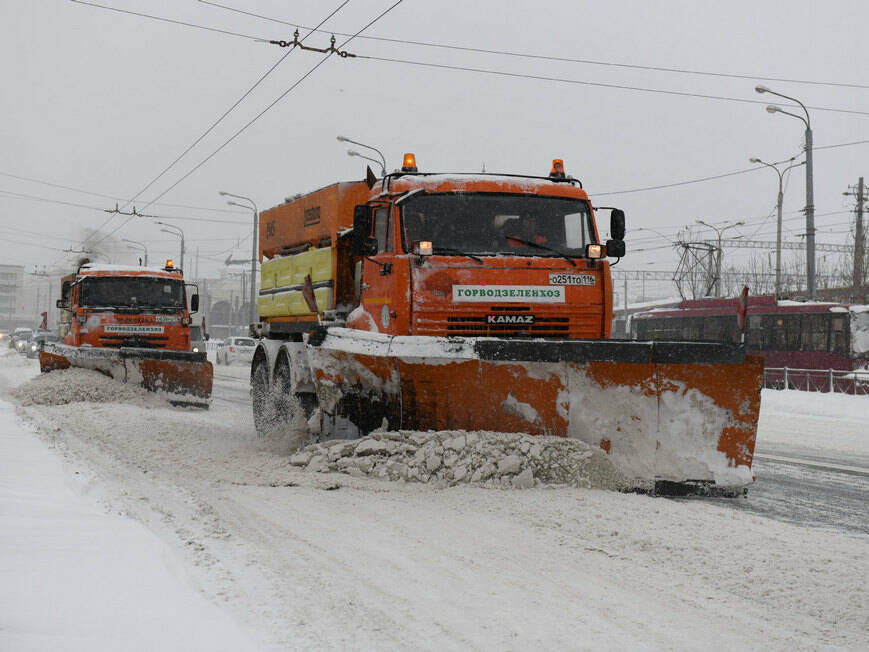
top-left (79, 263), bottom-right (180, 276)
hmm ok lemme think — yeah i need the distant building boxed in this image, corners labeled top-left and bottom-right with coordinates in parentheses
top-left (0, 264), bottom-right (25, 330)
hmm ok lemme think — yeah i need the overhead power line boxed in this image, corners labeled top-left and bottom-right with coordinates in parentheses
top-left (91, 0), bottom-right (357, 247)
top-left (75, 0), bottom-right (869, 113)
top-left (138, 0), bottom-right (405, 212)
top-left (357, 55), bottom-right (869, 118)
top-left (0, 189), bottom-right (247, 224)
top-left (69, 0), bottom-right (264, 41)
top-left (200, 0), bottom-right (869, 91)
top-left (119, 0), bottom-right (351, 215)
top-left (0, 170), bottom-right (247, 214)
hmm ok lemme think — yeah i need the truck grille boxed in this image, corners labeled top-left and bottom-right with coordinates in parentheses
top-left (414, 305), bottom-right (601, 339)
top-left (99, 336), bottom-right (170, 349)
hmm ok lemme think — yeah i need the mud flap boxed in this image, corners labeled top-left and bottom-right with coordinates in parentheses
top-left (40, 344), bottom-right (213, 406)
top-left (307, 328), bottom-right (763, 493)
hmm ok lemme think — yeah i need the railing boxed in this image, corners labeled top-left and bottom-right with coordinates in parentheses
top-left (763, 367), bottom-right (869, 395)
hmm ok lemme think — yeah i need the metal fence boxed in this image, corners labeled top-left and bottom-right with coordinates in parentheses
top-left (763, 367), bottom-right (869, 395)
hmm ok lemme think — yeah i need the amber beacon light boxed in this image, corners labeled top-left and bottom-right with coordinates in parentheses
top-left (550, 159), bottom-right (566, 179)
top-left (402, 153), bottom-right (418, 173)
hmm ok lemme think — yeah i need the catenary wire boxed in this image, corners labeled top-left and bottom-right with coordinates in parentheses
top-left (357, 55), bottom-right (869, 118)
top-left (199, 0), bottom-right (869, 91)
top-left (69, 0), bottom-right (264, 41)
top-left (137, 0), bottom-right (405, 213)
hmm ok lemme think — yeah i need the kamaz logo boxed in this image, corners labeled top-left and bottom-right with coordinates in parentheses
top-left (266, 220), bottom-right (276, 238)
top-left (487, 314), bottom-right (535, 325)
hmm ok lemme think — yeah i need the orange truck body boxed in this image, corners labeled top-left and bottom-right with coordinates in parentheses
top-left (252, 161), bottom-right (763, 494)
top-left (40, 263), bottom-right (212, 403)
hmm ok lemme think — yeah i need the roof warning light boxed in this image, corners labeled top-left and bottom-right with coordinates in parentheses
top-left (550, 159), bottom-right (566, 179)
top-left (402, 153), bottom-right (418, 173)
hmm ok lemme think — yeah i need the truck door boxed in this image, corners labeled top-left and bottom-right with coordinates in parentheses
top-left (359, 204), bottom-right (411, 334)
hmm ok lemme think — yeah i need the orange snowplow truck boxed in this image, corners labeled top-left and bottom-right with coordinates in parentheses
top-left (40, 261), bottom-right (213, 405)
top-left (251, 156), bottom-right (763, 495)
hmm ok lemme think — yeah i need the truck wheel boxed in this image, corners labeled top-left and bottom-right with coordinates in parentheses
top-left (251, 355), bottom-right (271, 436)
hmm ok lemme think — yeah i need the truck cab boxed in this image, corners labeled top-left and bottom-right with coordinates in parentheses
top-left (59, 262), bottom-right (199, 351)
top-left (347, 157), bottom-right (624, 339)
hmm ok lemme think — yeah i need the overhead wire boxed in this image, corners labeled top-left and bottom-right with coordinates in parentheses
top-left (0, 171), bottom-right (247, 214)
top-left (137, 0), bottom-right (405, 213)
top-left (355, 55), bottom-right (869, 118)
top-left (68, 0), bottom-right (264, 41)
top-left (89, 0), bottom-right (355, 247)
top-left (199, 0), bottom-right (869, 91)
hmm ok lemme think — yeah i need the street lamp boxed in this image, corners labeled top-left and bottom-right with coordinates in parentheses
top-left (755, 84), bottom-right (815, 298)
top-left (218, 191), bottom-right (258, 327)
top-left (749, 156), bottom-right (805, 297)
top-left (336, 135), bottom-right (387, 174)
top-left (347, 149), bottom-right (386, 176)
top-left (696, 219), bottom-right (745, 297)
top-left (122, 238), bottom-right (148, 266)
top-left (156, 222), bottom-right (184, 271)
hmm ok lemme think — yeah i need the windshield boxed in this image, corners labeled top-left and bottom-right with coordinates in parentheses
top-left (852, 309), bottom-right (869, 356)
top-left (401, 193), bottom-right (595, 256)
top-left (80, 277), bottom-right (185, 310)
top-left (235, 338), bottom-right (255, 347)
top-left (189, 325), bottom-right (202, 339)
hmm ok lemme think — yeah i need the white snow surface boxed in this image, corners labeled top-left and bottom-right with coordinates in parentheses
top-left (1, 351), bottom-right (868, 650)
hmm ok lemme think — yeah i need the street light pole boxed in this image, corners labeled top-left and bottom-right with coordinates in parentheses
top-left (156, 222), bottom-right (184, 270)
top-left (696, 220), bottom-right (745, 297)
top-left (122, 238), bottom-right (148, 266)
top-left (346, 150), bottom-right (386, 175)
top-left (219, 191), bottom-right (258, 328)
top-left (749, 157), bottom-right (805, 297)
top-left (755, 85), bottom-right (815, 298)
top-left (336, 135), bottom-right (387, 174)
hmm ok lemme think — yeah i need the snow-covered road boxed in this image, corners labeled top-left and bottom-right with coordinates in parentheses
top-left (1, 352), bottom-right (867, 650)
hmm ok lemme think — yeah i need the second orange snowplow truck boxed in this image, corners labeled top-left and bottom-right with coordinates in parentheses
top-left (40, 261), bottom-right (213, 405)
top-left (251, 157), bottom-right (763, 494)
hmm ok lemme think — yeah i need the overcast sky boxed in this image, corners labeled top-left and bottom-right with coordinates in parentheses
top-left (2, 0), bottom-right (867, 293)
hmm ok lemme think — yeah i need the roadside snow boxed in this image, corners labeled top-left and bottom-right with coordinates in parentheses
top-left (0, 400), bottom-right (260, 652)
top-left (9, 367), bottom-right (165, 407)
top-left (2, 353), bottom-right (867, 649)
top-left (758, 389), bottom-right (869, 455)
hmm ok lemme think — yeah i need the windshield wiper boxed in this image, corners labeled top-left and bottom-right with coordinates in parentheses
top-left (503, 236), bottom-right (577, 267)
top-left (431, 247), bottom-right (485, 264)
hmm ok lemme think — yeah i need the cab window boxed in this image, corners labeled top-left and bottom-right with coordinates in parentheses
top-left (374, 207), bottom-right (392, 253)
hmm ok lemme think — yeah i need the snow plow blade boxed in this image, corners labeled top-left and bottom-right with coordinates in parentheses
top-left (307, 328), bottom-right (763, 495)
top-left (40, 343), bottom-right (213, 407)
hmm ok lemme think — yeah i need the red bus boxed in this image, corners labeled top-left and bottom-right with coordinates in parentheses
top-left (631, 295), bottom-right (869, 393)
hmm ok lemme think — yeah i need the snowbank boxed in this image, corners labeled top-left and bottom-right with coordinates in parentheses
top-left (9, 367), bottom-right (165, 407)
top-left (0, 400), bottom-right (260, 652)
top-left (289, 429), bottom-right (627, 489)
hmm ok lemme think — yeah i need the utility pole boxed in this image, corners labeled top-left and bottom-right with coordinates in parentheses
top-left (845, 177), bottom-right (866, 292)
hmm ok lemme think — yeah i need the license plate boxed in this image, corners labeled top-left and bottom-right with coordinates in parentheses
top-left (486, 314), bottom-right (535, 325)
top-left (549, 273), bottom-right (596, 286)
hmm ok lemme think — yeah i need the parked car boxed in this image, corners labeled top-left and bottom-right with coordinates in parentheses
top-left (11, 327), bottom-right (33, 353)
top-left (216, 336), bottom-right (257, 366)
top-left (27, 332), bottom-right (59, 359)
top-left (189, 324), bottom-right (208, 354)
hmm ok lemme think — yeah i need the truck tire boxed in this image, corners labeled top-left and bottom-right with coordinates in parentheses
top-left (251, 354), bottom-right (271, 436)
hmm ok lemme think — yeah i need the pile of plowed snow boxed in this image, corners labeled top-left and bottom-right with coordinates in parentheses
top-left (289, 430), bottom-right (627, 490)
top-left (10, 368), bottom-right (162, 406)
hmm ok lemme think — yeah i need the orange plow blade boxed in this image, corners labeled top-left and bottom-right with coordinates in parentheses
top-left (307, 328), bottom-right (763, 495)
top-left (40, 343), bottom-right (213, 406)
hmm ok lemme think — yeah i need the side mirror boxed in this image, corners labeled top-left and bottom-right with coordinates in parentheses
top-left (190, 294), bottom-right (199, 312)
top-left (205, 334), bottom-right (210, 341)
top-left (610, 209), bottom-right (626, 241)
top-left (606, 239), bottom-right (626, 258)
top-left (351, 204), bottom-right (377, 255)
top-left (56, 299), bottom-right (65, 310)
